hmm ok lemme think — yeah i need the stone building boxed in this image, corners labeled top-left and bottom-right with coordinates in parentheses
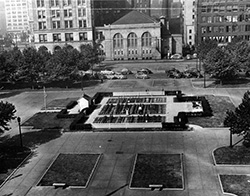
top-left (97, 11), bottom-right (162, 61)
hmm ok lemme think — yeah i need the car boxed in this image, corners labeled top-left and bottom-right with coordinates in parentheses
top-left (186, 54), bottom-right (192, 60)
top-left (100, 69), bottom-right (114, 75)
top-left (135, 72), bottom-right (149, 79)
top-left (138, 68), bottom-right (153, 74)
top-left (170, 53), bottom-right (182, 59)
top-left (192, 53), bottom-right (198, 59)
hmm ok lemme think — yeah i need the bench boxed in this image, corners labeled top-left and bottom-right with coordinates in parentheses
top-left (149, 184), bottom-right (163, 191)
top-left (52, 183), bottom-right (67, 189)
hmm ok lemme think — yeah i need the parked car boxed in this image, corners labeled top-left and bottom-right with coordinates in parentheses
top-left (135, 72), bottom-right (149, 79)
top-left (192, 53), bottom-right (198, 59)
top-left (170, 53), bottom-right (182, 59)
top-left (100, 69), bottom-right (114, 75)
top-left (138, 68), bottom-right (153, 74)
top-left (186, 54), bottom-right (192, 60)
top-left (121, 68), bottom-right (133, 75)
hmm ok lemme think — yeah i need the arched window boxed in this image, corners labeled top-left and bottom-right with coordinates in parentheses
top-left (142, 32), bottom-right (152, 47)
top-left (127, 33), bottom-right (137, 48)
top-left (54, 45), bottom-right (61, 52)
top-left (113, 33), bottom-right (123, 48)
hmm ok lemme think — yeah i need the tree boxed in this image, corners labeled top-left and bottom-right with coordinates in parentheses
top-left (196, 39), bottom-right (217, 63)
top-left (224, 91), bottom-right (250, 147)
top-left (203, 47), bottom-right (237, 82)
top-left (0, 101), bottom-right (16, 133)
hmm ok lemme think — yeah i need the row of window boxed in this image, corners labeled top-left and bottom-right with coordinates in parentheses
top-left (113, 32), bottom-right (153, 48)
top-left (38, 8), bottom-right (86, 19)
top-left (37, 0), bottom-right (86, 7)
top-left (39, 32), bottom-right (88, 42)
top-left (38, 20), bottom-right (87, 30)
top-left (201, 4), bottom-right (250, 13)
top-left (201, 35), bottom-right (250, 43)
top-left (113, 49), bottom-right (152, 56)
top-left (201, 24), bottom-right (250, 33)
top-left (201, 0), bottom-right (246, 3)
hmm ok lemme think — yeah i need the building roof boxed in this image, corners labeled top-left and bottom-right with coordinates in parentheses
top-left (112, 10), bottom-right (158, 25)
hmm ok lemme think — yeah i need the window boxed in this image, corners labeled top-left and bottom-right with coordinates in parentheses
top-left (232, 5), bottom-right (238, 12)
top-left (64, 9), bottom-right (72, 17)
top-left (39, 34), bottom-right (47, 42)
top-left (226, 26), bottom-right (232, 32)
top-left (52, 21), bottom-right (60, 29)
top-left (63, 0), bottom-right (71, 6)
top-left (202, 16), bottom-right (206, 23)
top-left (79, 20), bottom-right (86, 28)
top-left (214, 26), bottom-right (219, 33)
top-left (219, 26), bottom-right (224, 33)
top-left (207, 16), bottom-right (212, 23)
top-left (37, 0), bottom-right (44, 7)
top-left (226, 5), bottom-right (232, 12)
top-left (113, 33), bottom-right (123, 48)
top-left (38, 10), bottom-right (46, 19)
top-left (127, 33), bottom-right (137, 48)
top-left (65, 33), bottom-right (73, 41)
top-left (201, 27), bottom-right (206, 34)
top-left (51, 10), bottom-right (60, 18)
top-left (38, 21), bottom-right (46, 29)
top-left (219, 5), bottom-right (225, 12)
top-left (53, 33), bottom-right (61, 42)
top-left (201, 6), bottom-right (206, 13)
top-left (64, 20), bottom-right (73, 28)
top-left (77, 0), bottom-right (85, 5)
top-left (142, 32), bottom-right (152, 47)
top-left (79, 32), bottom-right (87, 40)
top-left (232, 15), bottom-right (237, 22)
top-left (189, 35), bottom-right (192, 39)
top-left (51, 0), bottom-right (59, 6)
top-left (213, 6), bottom-right (219, 12)
top-left (226, 15), bottom-right (232, 22)
top-left (207, 26), bottom-right (212, 33)
top-left (189, 29), bottom-right (192, 33)
top-left (78, 8), bottom-right (86, 17)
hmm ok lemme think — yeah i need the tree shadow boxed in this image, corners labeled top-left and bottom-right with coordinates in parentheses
top-left (0, 129), bottom-right (62, 174)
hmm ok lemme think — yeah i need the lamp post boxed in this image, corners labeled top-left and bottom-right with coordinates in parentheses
top-left (17, 117), bottom-right (23, 148)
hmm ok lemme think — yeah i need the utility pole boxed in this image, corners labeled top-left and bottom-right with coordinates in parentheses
top-left (17, 117), bottom-right (23, 148)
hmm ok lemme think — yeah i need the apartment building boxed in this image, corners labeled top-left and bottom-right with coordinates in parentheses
top-left (4, 0), bottom-right (30, 33)
top-left (197, 0), bottom-right (250, 45)
top-left (182, 0), bottom-right (196, 46)
top-left (32, 0), bottom-right (93, 52)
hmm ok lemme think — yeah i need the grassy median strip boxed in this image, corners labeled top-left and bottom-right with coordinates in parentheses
top-left (220, 174), bottom-right (250, 196)
top-left (130, 154), bottom-right (183, 189)
top-left (39, 154), bottom-right (101, 187)
top-left (214, 146), bottom-right (250, 165)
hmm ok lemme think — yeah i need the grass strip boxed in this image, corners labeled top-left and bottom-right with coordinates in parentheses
top-left (39, 154), bottom-right (100, 187)
top-left (214, 146), bottom-right (250, 165)
top-left (220, 174), bottom-right (250, 196)
top-left (130, 154), bottom-right (183, 189)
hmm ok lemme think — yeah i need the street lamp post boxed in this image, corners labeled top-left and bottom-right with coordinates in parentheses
top-left (17, 117), bottom-right (23, 148)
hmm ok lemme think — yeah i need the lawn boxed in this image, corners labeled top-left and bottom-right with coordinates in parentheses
top-left (39, 153), bottom-right (101, 187)
top-left (188, 95), bottom-right (235, 127)
top-left (214, 146), bottom-right (250, 165)
top-left (22, 112), bottom-right (74, 129)
top-left (130, 154), bottom-right (183, 189)
top-left (219, 174), bottom-right (250, 196)
top-left (41, 98), bottom-right (78, 110)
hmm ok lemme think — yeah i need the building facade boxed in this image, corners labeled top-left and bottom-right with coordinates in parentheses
top-left (183, 0), bottom-right (196, 46)
top-left (97, 11), bottom-right (162, 61)
top-left (32, 0), bottom-right (94, 52)
top-left (4, 0), bottom-right (30, 33)
top-left (197, 0), bottom-right (250, 45)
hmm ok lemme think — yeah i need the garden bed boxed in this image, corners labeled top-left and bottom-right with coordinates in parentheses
top-left (130, 154), bottom-right (184, 190)
top-left (219, 174), bottom-right (250, 196)
top-left (39, 153), bottom-right (101, 187)
top-left (213, 146), bottom-right (250, 165)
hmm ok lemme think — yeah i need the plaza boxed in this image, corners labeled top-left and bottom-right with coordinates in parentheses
top-left (0, 61), bottom-right (250, 196)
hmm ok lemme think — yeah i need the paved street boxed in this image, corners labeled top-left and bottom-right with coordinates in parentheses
top-left (1, 61), bottom-right (250, 196)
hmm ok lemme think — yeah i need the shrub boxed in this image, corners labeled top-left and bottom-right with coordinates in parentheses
top-left (66, 100), bottom-right (78, 109)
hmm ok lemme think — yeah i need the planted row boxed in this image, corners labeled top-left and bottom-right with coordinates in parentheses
top-left (99, 104), bottom-right (166, 115)
top-left (93, 115), bottom-right (165, 123)
top-left (107, 97), bottom-right (166, 104)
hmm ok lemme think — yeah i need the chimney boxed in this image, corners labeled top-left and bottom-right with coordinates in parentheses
top-left (160, 16), bottom-right (166, 25)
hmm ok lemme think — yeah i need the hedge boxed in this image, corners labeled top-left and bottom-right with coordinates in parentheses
top-left (162, 122), bottom-right (187, 131)
top-left (66, 100), bottom-right (78, 109)
top-left (56, 109), bottom-right (78, 119)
